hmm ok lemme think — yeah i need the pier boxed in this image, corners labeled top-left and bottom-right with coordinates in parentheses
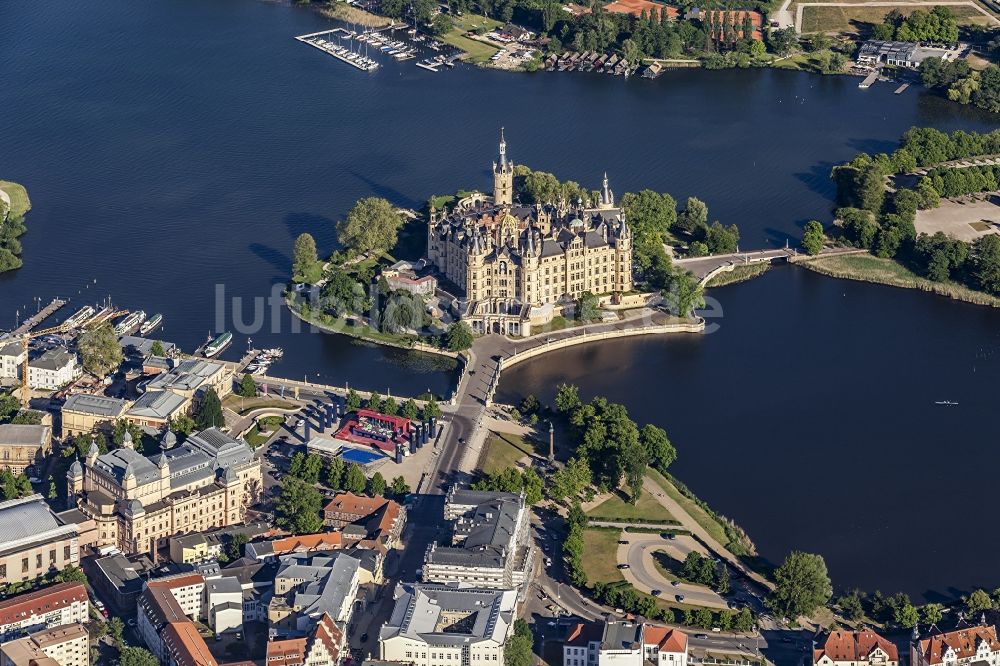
top-left (858, 69), bottom-right (879, 89)
top-left (294, 30), bottom-right (378, 71)
top-left (10, 298), bottom-right (66, 336)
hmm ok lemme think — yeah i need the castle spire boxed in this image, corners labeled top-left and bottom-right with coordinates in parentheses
top-left (498, 127), bottom-right (507, 168)
top-left (600, 172), bottom-right (614, 209)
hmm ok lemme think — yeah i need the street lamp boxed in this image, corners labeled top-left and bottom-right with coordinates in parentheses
top-left (548, 420), bottom-right (554, 462)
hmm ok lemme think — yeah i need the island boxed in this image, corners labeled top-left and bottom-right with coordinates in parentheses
top-left (0, 180), bottom-right (30, 273)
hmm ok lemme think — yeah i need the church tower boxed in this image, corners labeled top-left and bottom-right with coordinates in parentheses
top-left (492, 128), bottom-right (514, 206)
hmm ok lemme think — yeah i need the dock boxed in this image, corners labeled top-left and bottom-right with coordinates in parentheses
top-left (10, 298), bottom-right (66, 336)
top-left (294, 30), bottom-right (378, 71)
top-left (858, 70), bottom-right (879, 89)
top-left (894, 83), bottom-right (910, 94)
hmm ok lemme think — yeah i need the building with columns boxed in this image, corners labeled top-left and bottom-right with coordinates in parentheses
top-left (65, 428), bottom-right (262, 555)
top-left (426, 131), bottom-right (633, 336)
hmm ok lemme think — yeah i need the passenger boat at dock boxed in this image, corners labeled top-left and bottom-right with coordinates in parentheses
top-left (63, 305), bottom-right (95, 329)
top-left (114, 310), bottom-right (146, 335)
top-left (139, 313), bottom-right (163, 335)
top-left (202, 331), bottom-right (233, 358)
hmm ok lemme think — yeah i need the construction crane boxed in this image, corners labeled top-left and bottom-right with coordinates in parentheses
top-left (15, 309), bottom-right (127, 408)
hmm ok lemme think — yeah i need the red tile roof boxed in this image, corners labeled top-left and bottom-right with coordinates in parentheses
top-left (0, 583), bottom-right (87, 627)
top-left (162, 621), bottom-right (219, 666)
top-left (814, 630), bottom-right (898, 664)
top-left (266, 532), bottom-right (343, 555)
top-left (323, 492), bottom-right (390, 518)
top-left (564, 622), bottom-right (603, 647)
top-left (146, 573), bottom-right (205, 590)
top-left (643, 625), bottom-right (688, 653)
top-left (266, 638), bottom-right (308, 666)
top-left (917, 625), bottom-right (1000, 665)
top-left (313, 613), bottom-right (344, 663)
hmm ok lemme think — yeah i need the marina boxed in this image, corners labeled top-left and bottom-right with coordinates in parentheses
top-left (295, 29), bottom-right (379, 71)
top-left (296, 25), bottom-right (460, 74)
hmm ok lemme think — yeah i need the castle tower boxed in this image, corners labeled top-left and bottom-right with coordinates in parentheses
top-left (492, 128), bottom-right (514, 206)
top-left (66, 458), bottom-right (83, 510)
top-left (599, 172), bottom-right (615, 209)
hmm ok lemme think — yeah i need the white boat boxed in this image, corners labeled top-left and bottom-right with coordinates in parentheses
top-left (114, 310), bottom-right (146, 335)
top-left (63, 305), bottom-right (96, 329)
top-left (203, 331), bottom-right (232, 358)
top-left (139, 313), bottom-right (162, 335)
top-left (934, 400), bottom-right (959, 406)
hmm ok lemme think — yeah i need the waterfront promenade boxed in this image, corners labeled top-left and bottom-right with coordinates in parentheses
top-left (676, 246), bottom-right (867, 285)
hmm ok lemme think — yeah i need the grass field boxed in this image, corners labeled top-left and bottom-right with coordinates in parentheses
top-left (646, 468), bottom-right (732, 549)
top-left (581, 528), bottom-right (626, 586)
top-left (480, 431), bottom-right (536, 473)
top-left (800, 253), bottom-right (1000, 308)
top-left (586, 485), bottom-right (677, 524)
top-left (799, 2), bottom-right (994, 33)
top-left (441, 14), bottom-right (502, 63)
top-left (0, 181), bottom-right (31, 217)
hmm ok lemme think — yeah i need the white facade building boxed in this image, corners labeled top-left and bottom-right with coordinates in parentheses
top-left (563, 622), bottom-right (688, 666)
top-left (380, 583), bottom-right (518, 666)
top-left (27, 349), bottom-right (79, 390)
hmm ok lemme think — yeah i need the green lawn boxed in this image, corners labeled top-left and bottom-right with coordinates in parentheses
top-left (222, 396), bottom-right (299, 415)
top-left (480, 431), bottom-right (536, 473)
top-left (646, 468), bottom-right (731, 548)
top-left (580, 528), bottom-right (626, 586)
top-left (0, 181), bottom-right (31, 217)
top-left (586, 486), bottom-right (677, 524)
top-left (651, 550), bottom-right (682, 583)
top-left (801, 253), bottom-right (1000, 308)
top-left (440, 14), bottom-right (502, 63)
top-left (798, 2), bottom-right (993, 33)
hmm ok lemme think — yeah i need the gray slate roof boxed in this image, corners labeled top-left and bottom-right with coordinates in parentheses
top-left (62, 393), bottom-right (127, 417)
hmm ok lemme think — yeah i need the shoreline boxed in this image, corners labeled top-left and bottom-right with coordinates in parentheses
top-left (798, 253), bottom-right (1000, 308)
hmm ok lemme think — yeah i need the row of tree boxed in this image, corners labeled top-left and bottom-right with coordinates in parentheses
top-left (871, 6), bottom-right (959, 44)
top-left (0, 206), bottom-right (26, 274)
top-left (836, 586), bottom-right (1000, 628)
top-left (592, 579), bottom-right (756, 630)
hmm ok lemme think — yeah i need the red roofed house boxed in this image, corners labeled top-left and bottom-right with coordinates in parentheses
top-left (814, 630), bottom-right (899, 666)
top-left (602, 0), bottom-right (678, 20)
top-left (564, 621), bottom-right (688, 666)
top-left (265, 613), bottom-right (344, 666)
top-left (912, 624), bottom-right (1000, 666)
top-left (332, 409), bottom-right (411, 455)
top-left (0, 582), bottom-right (89, 643)
top-left (701, 10), bottom-right (763, 41)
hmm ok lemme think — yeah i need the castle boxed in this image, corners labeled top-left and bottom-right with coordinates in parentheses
top-left (426, 131), bottom-right (633, 336)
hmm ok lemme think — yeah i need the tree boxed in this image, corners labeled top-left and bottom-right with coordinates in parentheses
top-left (326, 456), bottom-right (345, 490)
top-left (576, 291), bottom-right (600, 322)
top-left (445, 321), bottom-right (474, 351)
top-left (276, 477), bottom-right (324, 534)
top-left (343, 462), bottom-right (367, 494)
top-left (921, 602), bottom-right (945, 625)
top-left (367, 391), bottom-right (383, 413)
top-left (421, 397), bottom-right (442, 420)
top-left (971, 235), bottom-right (1000, 296)
top-left (367, 471), bottom-right (387, 496)
top-left (506, 619), bottom-right (534, 666)
top-left (119, 647), bottom-right (159, 666)
top-left (768, 551), bottom-right (832, 619)
top-left (382, 397), bottom-right (398, 416)
top-left (345, 389), bottom-right (362, 413)
top-left (733, 607), bottom-right (755, 633)
top-left (664, 269), bottom-right (704, 318)
top-left (292, 232), bottom-right (322, 284)
top-left (195, 387), bottom-right (224, 430)
top-left (895, 603), bottom-right (919, 628)
top-left (676, 197), bottom-right (709, 236)
top-left (108, 617), bottom-right (125, 647)
top-left (78, 322), bottom-right (123, 377)
top-left (390, 475), bottom-right (410, 498)
top-left (401, 398), bottom-right (419, 420)
top-left (555, 383), bottom-right (581, 414)
top-left (767, 27), bottom-right (797, 56)
top-left (238, 373), bottom-right (257, 398)
top-left (431, 12), bottom-right (454, 36)
top-left (150, 340), bottom-right (166, 357)
top-left (55, 565), bottom-right (87, 584)
top-left (226, 533), bottom-right (249, 561)
top-left (0, 393), bottom-right (19, 423)
top-left (801, 220), bottom-right (826, 255)
top-left (837, 589), bottom-right (866, 621)
top-left (337, 197), bottom-right (403, 257)
top-left (967, 588), bottom-right (994, 614)
top-left (640, 424), bottom-right (676, 472)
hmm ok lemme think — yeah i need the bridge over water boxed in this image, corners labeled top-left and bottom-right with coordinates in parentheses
top-left (675, 246), bottom-right (867, 285)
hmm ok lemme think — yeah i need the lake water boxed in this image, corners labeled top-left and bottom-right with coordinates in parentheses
top-left (1, 0), bottom-right (998, 596)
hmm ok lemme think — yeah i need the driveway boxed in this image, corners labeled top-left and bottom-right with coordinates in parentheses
top-left (616, 532), bottom-right (728, 610)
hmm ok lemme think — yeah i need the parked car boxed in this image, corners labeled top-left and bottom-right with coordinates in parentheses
top-left (695, 633), bottom-right (708, 639)
top-left (617, 563), bottom-right (630, 570)
top-left (671, 581), bottom-right (681, 587)
top-left (675, 594), bottom-right (685, 602)
top-left (617, 540), bottom-right (629, 545)
top-left (651, 589), bottom-right (661, 596)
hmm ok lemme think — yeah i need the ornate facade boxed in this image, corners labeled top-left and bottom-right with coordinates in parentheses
top-left (66, 428), bottom-right (262, 555)
top-left (427, 131), bottom-right (633, 335)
